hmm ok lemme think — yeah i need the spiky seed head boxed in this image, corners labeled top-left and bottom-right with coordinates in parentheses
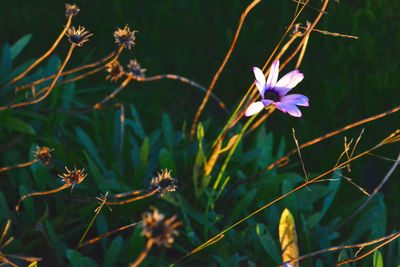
top-left (33, 146), bottom-right (52, 165)
top-left (127, 59), bottom-right (146, 78)
top-left (141, 207), bottom-right (182, 247)
top-left (148, 169), bottom-right (177, 197)
top-left (65, 26), bottom-right (92, 46)
top-left (113, 25), bottom-right (137, 50)
top-left (65, 4), bottom-right (80, 17)
top-left (58, 166), bottom-right (87, 186)
top-left (106, 60), bottom-right (124, 82)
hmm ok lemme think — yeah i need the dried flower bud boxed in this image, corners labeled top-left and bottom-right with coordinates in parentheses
top-left (106, 60), bottom-right (124, 82)
top-left (148, 169), bottom-right (177, 197)
top-left (65, 26), bottom-right (92, 46)
top-left (65, 4), bottom-right (80, 17)
top-left (127, 59), bottom-right (146, 78)
top-left (141, 207), bottom-right (181, 247)
top-left (33, 146), bottom-right (52, 165)
top-left (58, 166), bottom-right (87, 186)
top-left (113, 25), bottom-right (137, 50)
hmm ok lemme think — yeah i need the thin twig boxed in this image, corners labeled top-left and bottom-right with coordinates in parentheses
top-left (2, 16), bottom-right (72, 89)
top-left (105, 189), bottom-right (158, 206)
top-left (190, 0), bottom-right (262, 140)
top-left (0, 159), bottom-right (39, 173)
top-left (336, 153), bottom-right (400, 230)
top-left (129, 239), bottom-right (153, 267)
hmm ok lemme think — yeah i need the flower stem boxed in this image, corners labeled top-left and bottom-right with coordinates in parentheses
top-left (3, 16), bottom-right (72, 89)
top-left (129, 240), bottom-right (153, 267)
top-left (0, 159), bottom-right (39, 173)
top-left (105, 189), bottom-right (158, 206)
top-left (15, 184), bottom-right (70, 211)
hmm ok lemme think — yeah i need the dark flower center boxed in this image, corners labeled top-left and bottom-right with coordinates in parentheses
top-left (264, 90), bottom-right (280, 102)
top-left (151, 222), bottom-right (165, 238)
top-left (159, 178), bottom-right (174, 189)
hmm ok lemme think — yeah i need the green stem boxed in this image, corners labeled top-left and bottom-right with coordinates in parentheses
top-left (203, 113), bottom-right (258, 239)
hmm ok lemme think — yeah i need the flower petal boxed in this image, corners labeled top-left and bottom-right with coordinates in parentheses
top-left (254, 81), bottom-right (265, 97)
top-left (280, 94), bottom-right (309, 106)
top-left (275, 70), bottom-right (304, 95)
top-left (266, 60), bottom-right (279, 87)
top-left (253, 67), bottom-right (265, 86)
top-left (245, 101), bottom-right (264, 117)
top-left (261, 99), bottom-right (273, 107)
top-left (273, 103), bottom-right (302, 117)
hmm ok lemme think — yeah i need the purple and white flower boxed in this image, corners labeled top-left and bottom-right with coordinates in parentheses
top-left (245, 59), bottom-right (309, 117)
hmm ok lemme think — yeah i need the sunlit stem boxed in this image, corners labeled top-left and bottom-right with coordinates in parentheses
top-left (105, 189), bottom-right (158, 206)
top-left (204, 113), bottom-right (258, 238)
top-left (93, 76), bottom-right (132, 109)
top-left (77, 221), bottom-right (140, 249)
top-left (77, 193), bottom-right (109, 247)
top-left (129, 239), bottom-right (153, 267)
top-left (3, 16), bottom-right (72, 89)
top-left (0, 44), bottom-right (76, 110)
top-left (15, 184), bottom-right (70, 211)
top-left (0, 159), bottom-right (39, 173)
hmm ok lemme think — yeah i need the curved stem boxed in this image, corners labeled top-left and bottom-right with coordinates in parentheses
top-left (134, 74), bottom-right (228, 113)
top-left (129, 240), bottom-right (153, 267)
top-left (0, 44), bottom-right (76, 110)
top-left (190, 0), bottom-right (262, 140)
top-left (3, 17), bottom-right (72, 89)
top-left (15, 184), bottom-right (70, 211)
top-left (93, 76), bottom-right (132, 109)
top-left (0, 159), bottom-right (39, 173)
top-left (105, 189), bottom-right (158, 206)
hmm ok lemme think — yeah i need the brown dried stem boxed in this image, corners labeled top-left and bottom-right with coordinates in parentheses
top-left (3, 16), bottom-right (72, 88)
top-left (277, 232), bottom-right (400, 266)
top-left (105, 189), bottom-right (158, 206)
top-left (129, 239), bottom-right (153, 267)
top-left (234, 104), bottom-right (400, 189)
top-left (190, 0), bottom-right (262, 140)
top-left (133, 74), bottom-right (227, 112)
top-left (93, 76), bottom-right (132, 109)
top-left (0, 159), bottom-right (39, 173)
top-left (0, 44), bottom-right (76, 110)
top-left (77, 221), bottom-right (140, 248)
top-left (15, 183), bottom-right (70, 211)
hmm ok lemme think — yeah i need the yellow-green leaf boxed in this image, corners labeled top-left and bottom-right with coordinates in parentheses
top-left (28, 261), bottom-right (38, 267)
top-left (279, 208), bottom-right (299, 267)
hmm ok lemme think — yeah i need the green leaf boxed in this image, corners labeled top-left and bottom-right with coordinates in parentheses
top-left (373, 250), bottom-right (383, 267)
top-left (45, 220), bottom-right (65, 256)
top-left (128, 104), bottom-right (145, 139)
top-left (0, 191), bottom-right (10, 221)
top-left (104, 236), bottom-right (123, 267)
top-left (228, 188), bottom-right (257, 224)
top-left (256, 223), bottom-right (281, 264)
top-left (1, 43), bottom-right (12, 77)
top-left (337, 250), bottom-right (350, 266)
top-left (159, 148), bottom-right (175, 170)
top-left (19, 185), bottom-right (35, 218)
top-left (127, 227), bottom-right (145, 262)
top-left (67, 249), bottom-right (99, 267)
top-left (140, 137), bottom-right (150, 165)
top-left (162, 113), bottom-right (174, 148)
top-left (76, 127), bottom-right (106, 171)
top-left (1, 115), bottom-right (36, 135)
top-left (10, 34), bottom-right (32, 60)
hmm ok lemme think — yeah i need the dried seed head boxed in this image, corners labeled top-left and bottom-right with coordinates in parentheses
top-left (148, 169), bottom-right (177, 197)
top-left (113, 25), bottom-right (137, 50)
top-left (65, 4), bottom-right (80, 17)
top-left (106, 60), bottom-right (124, 82)
top-left (33, 146), bottom-right (52, 165)
top-left (127, 59), bottom-right (146, 78)
top-left (58, 166), bottom-right (87, 186)
top-left (141, 207), bottom-right (182, 247)
top-left (65, 26), bottom-right (92, 46)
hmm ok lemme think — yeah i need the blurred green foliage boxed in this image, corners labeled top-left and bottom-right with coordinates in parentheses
top-left (1, 0), bottom-right (400, 266)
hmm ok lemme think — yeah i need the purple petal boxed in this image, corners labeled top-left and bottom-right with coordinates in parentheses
top-left (245, 101), bottom-right (264, 116)
top-left (280, 94), bottom-right (309, 106)
top-left (266, 60), bottom-right (279, 87)
top-left (254, 81), bottom-right (265, 97)
top-left (261, 99), bottom-right (273, 107)
top-left (273, 103), bottom-right (303, 117)
top-left (253, 67), bottom-right (265, 87)
top-left (275, 70), bottom-right (304, 93)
